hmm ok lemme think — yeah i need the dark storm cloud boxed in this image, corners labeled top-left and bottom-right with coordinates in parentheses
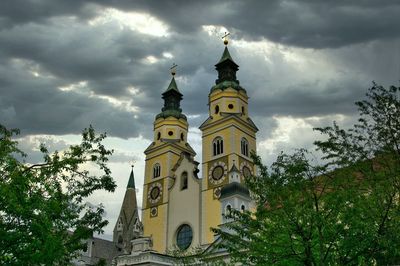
top-left (0, 0), bottom-right (95, 27)
top-left (88, 0), bottom-right (400, 49)
top-left (0, 0), bottom-right (399, 141)
top-left (2, 1), bottom-right (400, 48)
top-left (0, 57), bottom-right (149, 138)
top-left (0, 14), bottom-right (173, 138)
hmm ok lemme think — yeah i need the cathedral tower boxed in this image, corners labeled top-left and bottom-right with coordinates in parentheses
top-left (141, 71), bottom-right (200, 253)
top-left (199, 43), bottom-right (258, 244)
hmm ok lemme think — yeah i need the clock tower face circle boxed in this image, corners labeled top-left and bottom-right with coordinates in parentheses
top-left (212, 166), bottom-right (224, 181)
top-left (242, 166), bottom-right (251, 178)
top-left (148, 182), bottom-right (162, 204)
top-left (208, 161), bottom-right (227, 186)
top-left (150, 186), bottom-right (160, 200)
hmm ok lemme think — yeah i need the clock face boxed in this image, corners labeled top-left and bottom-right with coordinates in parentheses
top-left (212, 166), bottom-right (224, 181)
top-left (242, 166), bottom-right (251, 178)
top-left (150, 207), bottom-right (158, 217)
top-left (150, 187), bottom-right (160, 200)
top-left (213, 187), bottom-right (222, 199)
top-left (148, 182), bottom-right (162, 204)
top-left (208, 161), bottom-right (227, 186)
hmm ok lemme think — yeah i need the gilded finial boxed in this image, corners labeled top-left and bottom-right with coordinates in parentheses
top-left (222, 32), bottom-right (230, 46)
top-left (170, 63), bottom-right (178, 76)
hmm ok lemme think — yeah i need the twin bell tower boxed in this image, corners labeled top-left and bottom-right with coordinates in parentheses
top-left (114, 35), bottom-right (258, 254)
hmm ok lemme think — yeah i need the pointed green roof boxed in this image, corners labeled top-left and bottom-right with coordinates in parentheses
top-left (163, 77), bottom-right (181, 95)
top-left (217, 46), bottom-right (238, 66)
top-left (127, 168), bottom-right (135, 189)
top-left (212, 46), bottom-right (244, 92)
top-left (156, 76), bottom-right (186, 120)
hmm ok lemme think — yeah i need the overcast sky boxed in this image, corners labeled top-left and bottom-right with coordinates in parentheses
top-left (1, 0), bottom-right (400, 239)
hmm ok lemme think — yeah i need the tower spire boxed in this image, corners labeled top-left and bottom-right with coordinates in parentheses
top-left (156, 64), bottom-right (186, 120)
top-left (215, 46), bottom-right (239, 85)
top-left (211, 33), bottom-right (245, 92)
top-left (113, 166), bottom-right (143, 252)
top-left (127, 163), bottom-right (136, 189)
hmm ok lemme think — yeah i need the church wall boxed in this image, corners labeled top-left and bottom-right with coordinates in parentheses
top-left (208, 88), bottom-right (248, 119)
top-left (200, 112), bottom-right (257, 245)
top-left (201, 189), bottom-right (221, 244)
top-left (166, 157), bottom-right (201, 251)
top-left (154, 117), bottom-right (188, 143)
top-left (142, 203), bottom-right (168, 252)
top-left (200, 125), bottom-right (239, 244)
top-left (142, 150), bottom-right (182, 253)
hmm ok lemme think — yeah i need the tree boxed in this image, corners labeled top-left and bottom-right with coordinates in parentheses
top-left (212, 84), bottom-right (400, 265)
top-left (0, 125), bottom-right (116, 265)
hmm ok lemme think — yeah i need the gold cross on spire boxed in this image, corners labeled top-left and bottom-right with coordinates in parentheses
top-left (170, 63), bottom-right (178, 76)
top-left (222, 32), bottom-right (230, 46)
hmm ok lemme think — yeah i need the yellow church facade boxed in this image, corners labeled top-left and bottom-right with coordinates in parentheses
top-left (139, 43), bottom-right (258, 254)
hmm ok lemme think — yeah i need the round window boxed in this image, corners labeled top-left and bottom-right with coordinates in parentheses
top-left (176, 224), bottom-right (193, 250)
top-left (228, 104), bottom-right (234, 109)
top-left (168, 131), bottom-right (173, 136)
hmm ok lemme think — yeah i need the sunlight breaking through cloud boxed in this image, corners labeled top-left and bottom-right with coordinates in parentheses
top-left (88, 8), bottom-right (169, 37)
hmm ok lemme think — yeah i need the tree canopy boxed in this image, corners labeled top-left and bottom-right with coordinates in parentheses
top-left (0, 126), bottom-right (116, 265)
top-left (212, 84), bottom-right (400, 265)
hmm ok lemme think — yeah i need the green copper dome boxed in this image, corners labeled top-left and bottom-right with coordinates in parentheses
top-left (211, 46), bottom-right (246, 93)
top-left (156, 77), bottom-right (187, 120)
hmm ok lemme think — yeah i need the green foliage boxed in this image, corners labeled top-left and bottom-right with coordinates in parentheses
top-left (0, 125), bottom-right (116, 266)
top-left (212, 84), bottom-right (400, 265)
top-left (167, 245), bottom-right (229, 265)
top-left (95, 258), bottom-right (107, 266)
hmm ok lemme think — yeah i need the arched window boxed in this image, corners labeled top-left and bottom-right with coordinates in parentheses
top-left (212, 137), bottom-right (224, 156)
top-left (181, 172), bottom-right (188, 190)
top-left (157, 132), bottom-right (161, 140)
top-left (241, 137), bottom-right (249, 157)
top-left (180, 133), bottom-right (184, 141)
top-left (215, 105), bottom-right (220, 114)
top-left (225, 204), bottom-right (232, 215)
top-left (241, 204), bottom-right (246, 212)
top-left (153, 163), bottom-right (161, 178)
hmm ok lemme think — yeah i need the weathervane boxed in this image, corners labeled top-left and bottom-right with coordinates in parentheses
top-left (130, 159), bottom-right (136, 170)
top-left (222, 32), bottom-right (230, 46)
top-left (170, 63), bottom-right (178, 76)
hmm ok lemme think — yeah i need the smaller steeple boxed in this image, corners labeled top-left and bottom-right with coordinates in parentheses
top-left (113, 166), bottom-right (143, 253)
top-left (211, 33), bottom-right (245, 92)
top-left (127, 165), bottom-right (136, 189)
top-left (156, 64), bottom-right (187, 120)
top-left (215, 46), bottom-right (239, 85)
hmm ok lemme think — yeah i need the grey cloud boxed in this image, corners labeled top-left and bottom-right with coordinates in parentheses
top-left (4, 1), bottom-right (400, 49)
top-left (0, 59), bottom-right (148, 138)
top-left (89, 0), bottom-right (400, 49)
top-left (1, 1), bottom-right (399, 143)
